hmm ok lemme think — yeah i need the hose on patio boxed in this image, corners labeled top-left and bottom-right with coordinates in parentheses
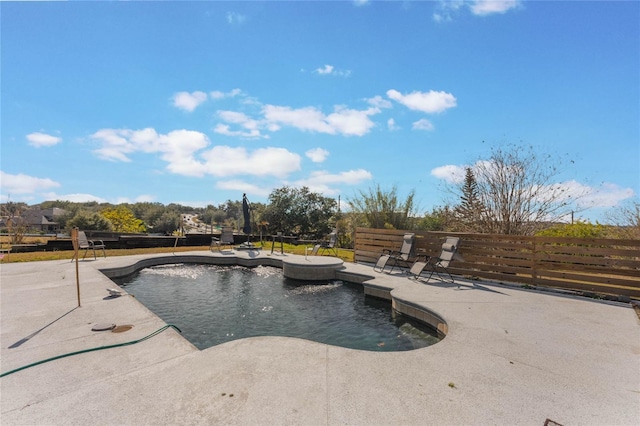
top-left (0, 324), bottom-right (182, 378)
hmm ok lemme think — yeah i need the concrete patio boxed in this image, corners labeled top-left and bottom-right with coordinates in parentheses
top-left (1, 250), bottom-right (638, 425)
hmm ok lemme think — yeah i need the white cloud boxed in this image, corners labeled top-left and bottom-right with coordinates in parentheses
top-left (353, 0), bottom-right (369, 6)
top-left (90, 127), bottom-right (302, 180)
top-left (315, 64), bottom-right (351, 77)
top-left (470, 0), bottom-right (520, 16)
top-left (173, 91), bottom-right (208, 112)
top-left (316, 64), bottom-right (334, 75)
top-left (413, 118), bottom-right (434, 131)
top-left (433, 0), bottom-right (465, 22)
top-left (263, 104), bottom-right (378, 136)
top-left (91, 128), bottom-right (134, 162)
top-left (91, 128), bottom-right (210, 177)
top-left (294, 169), bottom-right (373, 195)
top-left (201, 146), bottom-right (301, 179)
top-left (367, 95), bottom-right (393, 109)
top-left (430, 164), bottom-right (466, 183)
top-left (529, 180), bottom-right (591, 210)
top-left (432, 13), bottom-right (447, 23)
top-left (0, 171), bottom-right (60, 195)
top-left (387, 89), bottom-right (457, 114)
top-left (214, 124), bottom-right (265, 139)
top-left (218, 110), bottom-right (253, 125)
top-left (326, 106), bottom-right (378, 136)
top-left (263, 105), bottom-right (334, 134)
top-left (434, 0), bottom-right (520, 21)
top-left (306, 148), bottom-right (330, 163)
top-left (41, 193), bottom-right (108, 203)
top-left (226, 11), bottom-right (247, 24)
top-left (203, 89), bottom-right (459, 140)
top-left (387, 118), bottom-right (400, 131)
top-left (210, 88), bottom-right (242, 100)
top-left (216, 180), bottom-right (271, 197)
top-left (310, 169), bottom-right (373, 185)
top-left (91, 128), bottom-right (209, 176)
top-left (204, 89), bottom-right (461, 139)
top-left (552, 181), bottom-right (636, 209)
top-left (26, 132), bottom-right (62, 147)
top-left (214, 110), bottom-right (267, 139)
top-left (157, 130), bottom-right (210, 177)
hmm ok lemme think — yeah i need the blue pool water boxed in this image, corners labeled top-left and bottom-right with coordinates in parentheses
top-left (116, 264), bottom-right (440, 352)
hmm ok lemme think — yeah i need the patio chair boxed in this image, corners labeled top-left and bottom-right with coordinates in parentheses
top-left (71, 231), bottom-right (106, 261)
top-left (211, 227), bottom-right (235, 252)
top-left (409, 236), bottom-right (460, 283)
top-left (311, 231), bottom-right (338, 256)
top-left (373, 233), bottom-right (415, 273)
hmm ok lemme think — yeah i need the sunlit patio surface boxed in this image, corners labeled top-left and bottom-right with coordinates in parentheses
top-left (1, 250), bottom-right (638, 425)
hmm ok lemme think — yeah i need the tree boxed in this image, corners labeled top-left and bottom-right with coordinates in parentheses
top-left (128, 202), bottom-right (164, 228)
top-left (196, 205), bottom-right (218, 228)
top-left (464, 144), bottom-right (580, 235)
top-left (604, 200), bottom-right (640, 239)
top-left (333, 212), bottom-right (354, 248)
top-left (415, 206), bottom-right (454, 231)
top-left (101, 206), bottom-right (146, 233)
top-left (453, 168), bottom-right (485, 232)
top-left (150, 211), bottom-right (180, 235)
top-left (1, 202), bottom-right (29, 244)
top-left (262, 186), bottom-right (337, 238)
top-left (221, 200), bottom-right (242, 225)
top-left (1, 201), bottom-right (28, 217)
top-left (66, 210), bottom-right (113, 231)
top-left (39, 200), bottom-right (75, 210)
top-left (536, 220), bottom-right (607, 238)
top-left (348, 184), bottom-right (418, 230)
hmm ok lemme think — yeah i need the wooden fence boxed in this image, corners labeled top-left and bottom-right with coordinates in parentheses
top-left (354, 228), bottom-right (640, 300)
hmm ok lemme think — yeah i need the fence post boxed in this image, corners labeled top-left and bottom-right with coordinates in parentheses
top-left (353, 227), bottom-right (358, 263)
top-left (531, 237), bottom-right (537, 286)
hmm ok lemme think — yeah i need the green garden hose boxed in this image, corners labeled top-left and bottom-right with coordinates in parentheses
top-left (0, 324), bottom-right (182, 378)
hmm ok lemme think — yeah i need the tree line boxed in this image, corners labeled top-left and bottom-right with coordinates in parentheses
top-left (1, 187), bottom-right (341, 241)
top-left (2, 145), bottom-right (638, 245)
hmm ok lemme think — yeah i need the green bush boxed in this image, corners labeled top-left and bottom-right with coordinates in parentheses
top-left (536, 221), bottom-right (607, 238)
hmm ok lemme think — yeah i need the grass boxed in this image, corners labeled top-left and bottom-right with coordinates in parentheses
top-left (0, 242), bottom-right (355, 264)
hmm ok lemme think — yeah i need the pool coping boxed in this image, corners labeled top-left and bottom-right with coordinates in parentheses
top-left (1, 250), bottom-right (639, 425)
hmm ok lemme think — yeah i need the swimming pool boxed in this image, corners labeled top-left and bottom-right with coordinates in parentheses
top-left (115, 264), bottom-right (440, 352)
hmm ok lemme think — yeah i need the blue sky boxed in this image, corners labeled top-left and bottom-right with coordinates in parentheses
top-left (1, 0), bottom-right (638, 222)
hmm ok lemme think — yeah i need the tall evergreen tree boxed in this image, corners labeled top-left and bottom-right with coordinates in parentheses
top-left (454, 167), bottom-right (485, 232)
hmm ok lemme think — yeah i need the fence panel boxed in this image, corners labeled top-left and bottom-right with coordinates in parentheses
top-left (354, 227), bottom-right (640, 299)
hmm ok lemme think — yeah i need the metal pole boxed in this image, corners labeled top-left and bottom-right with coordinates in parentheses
top-left (71, 228), bottom-right (81, 307)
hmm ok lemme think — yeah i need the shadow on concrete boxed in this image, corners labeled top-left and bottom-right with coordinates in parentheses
top-left (417, 279), bottom-right (509, 295)
top-left (8, 306), bottom-right (79, 348)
